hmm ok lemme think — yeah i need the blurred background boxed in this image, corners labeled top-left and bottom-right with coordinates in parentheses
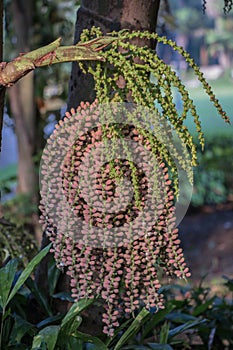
top-left (0, 0), bottom-right (232, 285)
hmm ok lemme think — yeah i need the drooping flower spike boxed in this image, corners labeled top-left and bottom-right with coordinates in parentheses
top-left (40, 101), bottom-right (191, 336)
top-left (40, 27), bottom-right (229, 336)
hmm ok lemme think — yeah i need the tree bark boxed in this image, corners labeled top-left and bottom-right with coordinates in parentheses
top-left (9, 0), bottom-right (36, 192)
top-left (0, 0), bottom-right (5, 154)
top-left (7, 0), bottom-right (42, 243)
top-left (65, 0), bottom-right (161, 335)
top-left (68, 0), bottom-right (161, 109)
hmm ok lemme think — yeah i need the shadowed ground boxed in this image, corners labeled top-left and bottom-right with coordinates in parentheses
top-left (179, 205), bottom-right (233, 284)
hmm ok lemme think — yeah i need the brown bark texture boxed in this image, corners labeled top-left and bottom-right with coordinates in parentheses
top-left (68, 0), bottom-right (161, 109)
top-left (0, 0), bottom-right (5, 154)
top-left (9, 0), bottom-right (36, 195)
top-left (7, 0), bottom-right (42, 243)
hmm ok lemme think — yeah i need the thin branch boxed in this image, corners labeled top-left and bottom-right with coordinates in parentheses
top-left (0, 36), bottom-right (116, 87)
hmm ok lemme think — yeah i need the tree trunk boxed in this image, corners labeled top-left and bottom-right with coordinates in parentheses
top-left (68, 0), bottom-right (161, 109)
top-left (0, 0), bottom-right (5, 154)
top-left (8, 0), bottom-right (41, 243)
top-left (64, 0), bottom-right (161, 335)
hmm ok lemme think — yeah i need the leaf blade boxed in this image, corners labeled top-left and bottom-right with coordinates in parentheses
top-left (61, 298), bottom-right (94, 329)
top-left (114, 308), bottom-right (150, 350)
top-left (0, 259), bottom-right (18, 309)
top-left (7, 244), bottom-right (52, 304)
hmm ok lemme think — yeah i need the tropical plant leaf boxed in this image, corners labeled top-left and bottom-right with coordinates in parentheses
top-left (159, 322), bottom-right (170, 344)
top-left (168, 319), bottom-right (206, 339)
top-left (2, 307), bottom-right (11, 321)
top-left (166, 312), bottom-right (197, 323)
top-left (105, 318), bottom-right (132, 346)
top-left (6, 244), bottom-right (52, 305)
top-left (60, 315), bottom-right (82, 337)
top-left (72, 331), bottom-right (108, 350)
top-left (148, 344), bottom-right (174, 350)
top-left (26, 276), bottom-right (53, 317)
top-left (52, 291), bottom-right (74, 302)
top-left (113, 308), bottom-right (151, 350)
top-left (31, 334), bottom-right (48, 350)
top-left (223, 276), bottom-right (233, 292)
top-left (48, 258), bottom-right (61, 296)
top-left (140, 304), bottom-right (175, 341)
top-left (32, 325), bottom-right (60, 350)
top-left (120, 346), bottom-right (151, 350)
top-left (61, 298), bottom-right (94, 328)
top-left (192, 298), bottom-right (214, 316)
top-left (8, 314), bottom-right (35, 345)
top-left (37, 314), bottom-right (64, 329)
top-left (66, 336), bottom-right (84, 350)
top-left (0, 259), bottom-right (18, 309)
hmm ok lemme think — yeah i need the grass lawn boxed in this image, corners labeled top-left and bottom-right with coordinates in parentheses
top-left (183, 76), bottom-right (233, 137)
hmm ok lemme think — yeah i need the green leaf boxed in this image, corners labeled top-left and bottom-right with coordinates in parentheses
top-left (0, 259), bottom-right (18, 309)
top-left (148, 344), bottom-right (174, 350)
top-left (166, 312), bottom-right (197, 323)
top-left (35, 326), bottom-right (60, 350)
top-left (223, 275), bottom-right (233, 292)
top-left (32, 326), bottom-right (60, 350)
top-left (114, 308), bottom-right (150, 350)
top-left (72, 331), bottom-right (108, 350)
top-left (106, 318), bottom-right (132, 346)
top-left (31, 334), bottom-right (47, 350)
top-left (120, 346), bottom-right (151, 350)
top-left (37, 315), bottom-right (64, 330)
top-left (169, 300), bottom-right (187, 309)
top-left (9, 314), bottom-right (35, 345)
top-left (6, 244), bottom-right (52, 305)
top-left (1, 313), bottom-right (14, 347)
top-left (2, 307), bottom-right (11, 321)
top-left (168, 319), bottom-right (206, 339)
top-left (141, 304), bottom-right (175, 341)
top-left (48, 259), bottom-right (61, 296)
top-left (61, 298), bottom-right (94, 329)
top-left (159, 322), bottom-right (169, 344)
top-left (158, 284), bottom-right (190, 295)
top-left (60, 315), bottom-right (82, 337)
top-left (66, 336), bottom-right (83, 350)
top-left (52, 292), bottom-right (74, 302)
top-left (192, 298), bottom-right (214, 316)
top-left (26, 277), bottom-right (53, 317)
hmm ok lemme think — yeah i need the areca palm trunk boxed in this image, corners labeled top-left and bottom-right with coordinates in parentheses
top-left (64, 0), bottom-right (161, 335)
top-left (68, 0), bottom-right (161, 109)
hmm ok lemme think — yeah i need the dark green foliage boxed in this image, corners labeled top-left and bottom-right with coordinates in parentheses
top-left (0, 249), bottom-right (232, 349)
top-left (0, 163), bottom-right (17, 198)
top-left (192, 134), bottom-right (233, 206)
top-left (0, 245), bottom-right (51, 348)
top-left (0, 218), bottom-right (38, 267)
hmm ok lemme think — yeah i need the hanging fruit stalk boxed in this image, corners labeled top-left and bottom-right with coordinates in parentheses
top-left (0, 36), bottom-right (116, 87)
